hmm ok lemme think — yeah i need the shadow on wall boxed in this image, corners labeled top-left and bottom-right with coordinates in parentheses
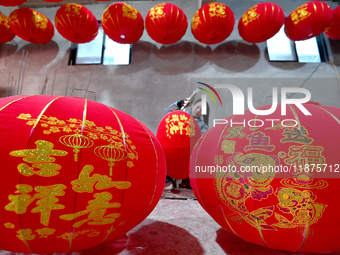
top-left (329, 39), bottom-right (340, 66)
top-left (126, 40), bottom-right (261, 75)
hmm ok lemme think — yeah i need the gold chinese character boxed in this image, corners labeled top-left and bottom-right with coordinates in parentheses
top-left (281, 126), bottom-right (313, 144)
top-left (71, 165), bottom-right (131, 193)
top-left (60, 192), bottom-right (121, 228)
top-left (5, 184), bottom-right (66, 226)
top-left (223, 126), bottom-right (246, 139)
top-left (10, 140), bottom-right (68, 163)
top-left (244, 132), bottom-right (275, 151)
top-left (284, 145), bottom-right (325, 166)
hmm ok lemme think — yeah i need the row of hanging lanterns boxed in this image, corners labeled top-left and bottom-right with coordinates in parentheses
top-left (0, 1), bottom-right (340, 45)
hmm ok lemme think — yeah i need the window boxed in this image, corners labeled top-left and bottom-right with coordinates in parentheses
top-left (267, 26), bottom-right (328, 63)
top-left (69, 22), bottom-right (131, 65)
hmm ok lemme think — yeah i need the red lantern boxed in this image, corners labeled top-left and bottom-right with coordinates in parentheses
top-left (190, 103), bottom-right (340, 253)
top-left (238, 2), bottom-right (285, 43)
top-left (157, 110), bottom-right (201, 180)
top-left (0, 0), bottom-right (27, 6)
top-left (191, 2), bottom-right (235, 45)
top-left (324, 6), bottom-right (340, 40)
top-left (0, 95), bottom-right (166, 253)
top-left (55, 4), bottom-right (99, 44)
top-left (102, 3), bottom-right (144, 44)
top-left (145, 3), bottom-right (188, 45)
top-left (0, 12), bottom-right (15, 43)
top-left (9, 8), bottom-right (54, 44)
top-left (285, 1), bottom-right (332, 41)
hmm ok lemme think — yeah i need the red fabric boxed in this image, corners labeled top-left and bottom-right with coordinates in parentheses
top-left (55, 4), bottom-right (99, 44)
top-left (9, 8), bottom-right (54, 44)
top-left (157, 110), bottom-right (201, 180)
top-left (102, 3), bottom-right (144, 44)
top-left (191, 2), bottom-right (234, 45)
top-left (325, 6), bottom-right (340, 40)
top-left (145, 3), bottom-right (187, 45)
top-left (0, 96), bottom-right (166, 253)
top-left (238, 2), bottom-right (285, 43)
top-left (0, 12), bottom-right (15, 43)
top-left (284, 1), bottom-right (332, 41)
top-left (0, 0), bottom-right (26, 6)
top-left (190, 103), bottom-right (340, 253)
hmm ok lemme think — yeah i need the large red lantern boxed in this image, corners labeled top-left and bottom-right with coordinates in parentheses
top-left (238, 2), bottom-right (285, 43)
top-left (9, 8), bottom-right (54, 44)
top-left (284, 1), bottom-right (332, 41)
top-left (0, 95), bottom-right (166, 254)
top-left (102, 3), bottom-right (144, 44)
top-left (157, 110), bottom-right (201, 180)
top-left (324, 6), bottom-right (340, 40)
top-left (0, 0), bottom-right (27, 6)
top-left (191, 2), bottom-right (235, 45)
top-left (0, 12), bottom-right (15, 43)
top-left (145, 3), bottom-right (188, 45)
top-left (190, 103), bottom-right (340, 253)
top-left (55, 4), bottom-right (99, 44)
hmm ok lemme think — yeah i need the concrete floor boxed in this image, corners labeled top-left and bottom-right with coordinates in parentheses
top-left (1, 190), bottom-right (339, 255)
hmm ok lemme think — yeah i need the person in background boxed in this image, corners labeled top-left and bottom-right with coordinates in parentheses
top-left (163, 97), bottom-right (210, 190)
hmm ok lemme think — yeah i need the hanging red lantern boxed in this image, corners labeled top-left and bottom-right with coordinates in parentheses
top-left (285, 1), bottom-right (332, 41)
top-left (238, 2), bottom-right (285, 43)
top-left (0, 12), bottom-right (15, 43)
top-left (157, 110), bottom-right (201, 180)
top-left (190, 103), bottom-right (340, 253)
top-left (145, 3), bottom-right (188, 45)
top-left (191, 2), bottom-right (235, 45)
top-left (55, 4), bottom-right (99, 44)
top-left (324, 6), bottom-right (340, 40)
top-left (0, 0), bottom-right (27, 6)
top-left (0, 95), bottom-right (166, 254)
top-left (102, 3), bottom-right (144, 44)
top-left (9, 8), bottom-right (54, 44)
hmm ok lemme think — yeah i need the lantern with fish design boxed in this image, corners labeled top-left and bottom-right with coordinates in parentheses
top-left (284, 1), bottom-right (332, 41)
top-left (102, 3), bottom-right (144, 44)
top-left (145, 3), bottom-right (188, 45)
top-left (0, 95), bottom-right (166, 254)
top-left (191, 2), bottom-right (235, 44)
top-left (190, 103), bottom-right (340, 253)
top-left (0, 12), bottom-right (15, 43)
top-left (9, 8), bottom-right (54, 44)
top-left (55, 4), bottom-right (99, 44)
top-left (238, 2), bottom-right (285, 43)
top-left (157, 110), bottom-right (201, 180)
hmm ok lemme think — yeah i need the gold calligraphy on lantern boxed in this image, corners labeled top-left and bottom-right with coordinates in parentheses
top-left (59, 192), bottom-right (121, 228)
top-left (281, 126), bottom-right (313, 144)
top-left (244, 131), bottom-right (275, 151)
top-left (148, 3), bottom-right (165, 20)
top-left (122, 3), bottom-right (138, 19)
top-left (241, 6), bottom-right (260, 26)
top-left (31, 11), bottom-right (48, 30)
top-left (191, 12), bottom-right (200, 30)
top-left (165, 113), bottom-right (195, 138)
top-left (291, 4), bottom-right (311, 25)
top-left (208, 3), bottom-right (227, 18)
top-left (0, 13), bottom-right (10, 29)
top-left (10, 140), bottom-right (68, 177)
top-left (64, 3), bottom-right (82, 17)
top-left (284, 145), bottom-right (325, 167)
top-left (71, 165), bottom-right (131, 193)
top-left (223, 126), bottom-right (246, 139)
top-left (5, 184), bottom-right (66, 226)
